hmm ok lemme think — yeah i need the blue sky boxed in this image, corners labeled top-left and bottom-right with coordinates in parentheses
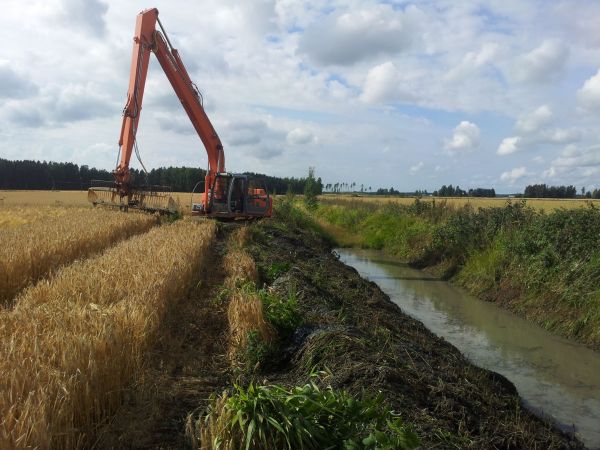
top-left (1, 0), bottom-right (600, 192)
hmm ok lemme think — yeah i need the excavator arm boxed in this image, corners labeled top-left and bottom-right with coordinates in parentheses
top-left (88, 8), bottom-right (271, 218)
top-left (114, 8), bottom-right (224, 209)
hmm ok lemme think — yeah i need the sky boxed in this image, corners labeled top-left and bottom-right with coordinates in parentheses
top-left (1, 0), bottom-right (600, 193)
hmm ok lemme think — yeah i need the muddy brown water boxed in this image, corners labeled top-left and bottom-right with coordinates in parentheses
top-left (336, 248), bottom-right (600, 449)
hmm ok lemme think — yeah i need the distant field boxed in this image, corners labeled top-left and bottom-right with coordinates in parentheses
top-left (322, 194), bottom-right (600, 211)
top-left (0, 190), bottom-right (201, 210)
top-left (2, 190), bottom-right (598, 212)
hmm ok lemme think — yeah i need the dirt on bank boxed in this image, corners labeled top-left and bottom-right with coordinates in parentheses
top-left (247, 220), bottom-right (583, 449)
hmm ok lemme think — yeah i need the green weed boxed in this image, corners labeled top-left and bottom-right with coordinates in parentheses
top-left (198, 379), bottom-right (419, 450)
top-left (258, 288), bottom-right (302, 339)
top-left (265, 261), bottom-right (291, 283)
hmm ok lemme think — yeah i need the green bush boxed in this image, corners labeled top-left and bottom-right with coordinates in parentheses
top-left (201, 380), bottom-right (419, 450)
top-left (258, 288), bottom-right (302, 339)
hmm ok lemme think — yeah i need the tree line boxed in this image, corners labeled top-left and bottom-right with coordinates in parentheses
top-left (0, 158), bottom-right (321, 194)
top-left (523, 184), bottom-right (577, 198)
top-left (432, 185), bottom-right (496, 197)
top-left (2, 158), bottom-right (595, 200)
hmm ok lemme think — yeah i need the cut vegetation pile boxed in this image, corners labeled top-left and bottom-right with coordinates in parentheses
top-left (0, 207), bottom-right (157, 305)
top-left (0, 219), bottom-right (215, 448)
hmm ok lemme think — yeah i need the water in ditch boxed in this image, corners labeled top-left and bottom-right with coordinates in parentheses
top-left (336, 248), bottom-right (600, 449)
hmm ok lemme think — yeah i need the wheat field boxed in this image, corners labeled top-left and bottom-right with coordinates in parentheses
top-left (0, 219), bottom-right (216, 448)
top-left (2, 189), bottom-right (598, 213)
top-left (0, 208), bottom-right (157, 305)
top-left (0, 205), bottom-right (76, 228)
top-left (321, 194), bottom-right (600, 211)
top-left (0, 190), bottom-right (201, 211)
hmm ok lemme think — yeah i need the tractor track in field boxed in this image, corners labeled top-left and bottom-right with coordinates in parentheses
top-left (95, 225), bottom-right (232, 449)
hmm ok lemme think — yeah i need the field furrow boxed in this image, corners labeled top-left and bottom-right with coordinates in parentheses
top-left (0, 208), bottom-right (157, 305)
top-left (0, 219), bottom-right (216, 449)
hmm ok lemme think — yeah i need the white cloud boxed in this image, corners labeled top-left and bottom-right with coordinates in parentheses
top-left (219, 118), bottom-right (290, 160)
top-left (58, 0), bottom-right (108, 36)
top-left (577, 69), bottom-right (600, 112)
top-left (500, 166), bottom-right (528, 184)
top-left (443, 43), bottom-right (500, 82)
top-left (513, 40), bottom-right (569, 83)
top-left (538, 127), bottom-right (581, 144)
top-left (409, 161), bottom-right (424, 175)
top-left (1, 83), bottom-right (115, 127)
top-left (360, 61), bottom-right (417, 104)
top-left (498, 105), bottom-right (580, 156)
top-left (0, 62), bottom-right (38, 99)
top-left (516, 105), bottom-right (553, 134)
top-left (552, 145), bottom-right (600, 168)
top-left (443, 121), bottom-right (480, 155)
top-left (299, 5), bottom-right (422, 66)
top-left (497, 136), bottom-right (522, 155)
top-left (541, 145), bottom-right (600, 183)
top-left (286, 127), bottom-right (314, 145)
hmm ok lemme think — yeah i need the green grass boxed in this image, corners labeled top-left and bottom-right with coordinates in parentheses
top-left (258, 287), bottom-right (302, 339)
top-left (233, 280), bottom-right (303, 371)
top-left (198, 378), bottom-right (419, 450)
top-left (455, 236), bottom-right (511, 296)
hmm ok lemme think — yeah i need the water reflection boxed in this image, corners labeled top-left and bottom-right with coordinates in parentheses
top-left (337, 248), bottom-right (600, 449)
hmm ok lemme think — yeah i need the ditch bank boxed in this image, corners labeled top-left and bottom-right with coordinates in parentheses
top-left (238, 219), bottom-right (582, 449)
top-left (308, 198), bottom-right (600, 351)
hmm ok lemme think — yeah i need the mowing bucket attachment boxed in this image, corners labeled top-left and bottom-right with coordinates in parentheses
top-left (88, 180), bottom-right (177, 215)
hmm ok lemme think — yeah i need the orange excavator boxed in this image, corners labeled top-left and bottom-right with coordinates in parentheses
top-left (88, 8), bottom-right (272, 219)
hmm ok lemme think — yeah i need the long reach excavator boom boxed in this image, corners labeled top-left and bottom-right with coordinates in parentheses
top-left (88, 8), bottom-right (272, 219)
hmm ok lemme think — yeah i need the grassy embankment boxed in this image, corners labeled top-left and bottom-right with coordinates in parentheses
top-left (302, 196), bottom-right (600, 349)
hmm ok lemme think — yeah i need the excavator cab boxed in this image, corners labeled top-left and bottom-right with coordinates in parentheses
top-left (192, 173), bottom-right (272, 219)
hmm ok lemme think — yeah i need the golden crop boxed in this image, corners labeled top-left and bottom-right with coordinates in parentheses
top-left (0, 190), bottom-right (200, 213)
top-left (0, 208), bottom-right (157, 305)
top-left (224, 229), bottom-right (273, 362)
top-left (0, 219), bottom-right (216, 448)
top-left (0, 206), bottom-right (74, 228)
top-left (321, 194), bottom-right (600, 211)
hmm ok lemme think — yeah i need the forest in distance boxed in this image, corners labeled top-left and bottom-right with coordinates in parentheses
top-left (0, 158), bottom-right (319, 195)
top-left (0, 158), bottom-right (596, 199)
